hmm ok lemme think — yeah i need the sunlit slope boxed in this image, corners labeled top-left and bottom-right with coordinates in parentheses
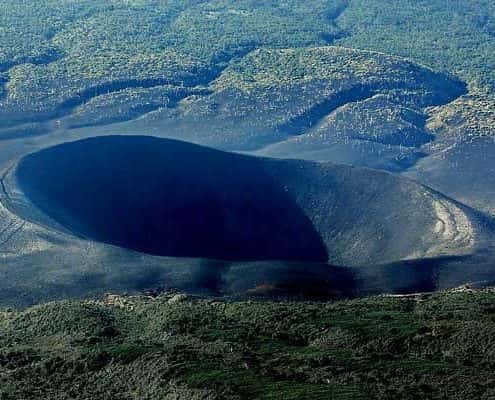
top-left (0, 291), bottom-right (494, 399)
top-left (0, 0), bottom-right (348, 127)
top-left (406, 96), bottom-right (495, 217)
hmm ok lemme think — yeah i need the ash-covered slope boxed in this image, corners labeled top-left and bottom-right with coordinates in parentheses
top-left (115, 47), bottom-right (465, 154)
top-left (405, 95), bottom-right (495, 218)
top-left (14, 136), bottom-right (483, 267)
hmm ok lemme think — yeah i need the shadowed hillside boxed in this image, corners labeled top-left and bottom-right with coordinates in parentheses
top-left (16, 136), bottom-right (328, 262)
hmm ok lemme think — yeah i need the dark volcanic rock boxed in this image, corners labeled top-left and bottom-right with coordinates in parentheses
top-left (15, 135), bottom-right (481, 266)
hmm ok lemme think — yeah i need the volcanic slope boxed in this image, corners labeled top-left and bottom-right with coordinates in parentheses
top-left (1, 0), bottom-right (494, 223)
top-left (94, 47), bottom-right (466, 155)
top-left (54, 46), bottom-right (493, 221)
top-left (13, 136), bottom-right (485, 268)
top-left (404, 96), bottom-right (495, 217)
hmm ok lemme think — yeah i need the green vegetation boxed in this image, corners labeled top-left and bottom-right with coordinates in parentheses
top-left (334, 0), bottom-right (495, 144)
top-left (337, 0), bottom-right (495, 93)
top-left (0, 290), bottom-right (494, 399)
top-left (427, 95), bottom-right (495, 140)
top-left (1, 0), bottom-right (494, 155)
top-left (66, 85), bottom-right (210, 128)
top-left (0, 0), bottom-right (347, 125)
top-left (3, 0), bottom-right (494, 127)
top-left (202, 46), bottom-right (463, 143)
top-left (214, 46), bottom-right (455, 93)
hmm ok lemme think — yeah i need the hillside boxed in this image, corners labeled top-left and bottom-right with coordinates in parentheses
top-left (0, 290), bottom-right (494, 399)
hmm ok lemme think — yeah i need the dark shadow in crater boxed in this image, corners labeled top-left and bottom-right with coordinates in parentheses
top-left (16, 135), bottom-right (329, 262)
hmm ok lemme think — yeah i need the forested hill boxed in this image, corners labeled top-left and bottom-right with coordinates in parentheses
top-left (1, 0), bottom-right (494, 125)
